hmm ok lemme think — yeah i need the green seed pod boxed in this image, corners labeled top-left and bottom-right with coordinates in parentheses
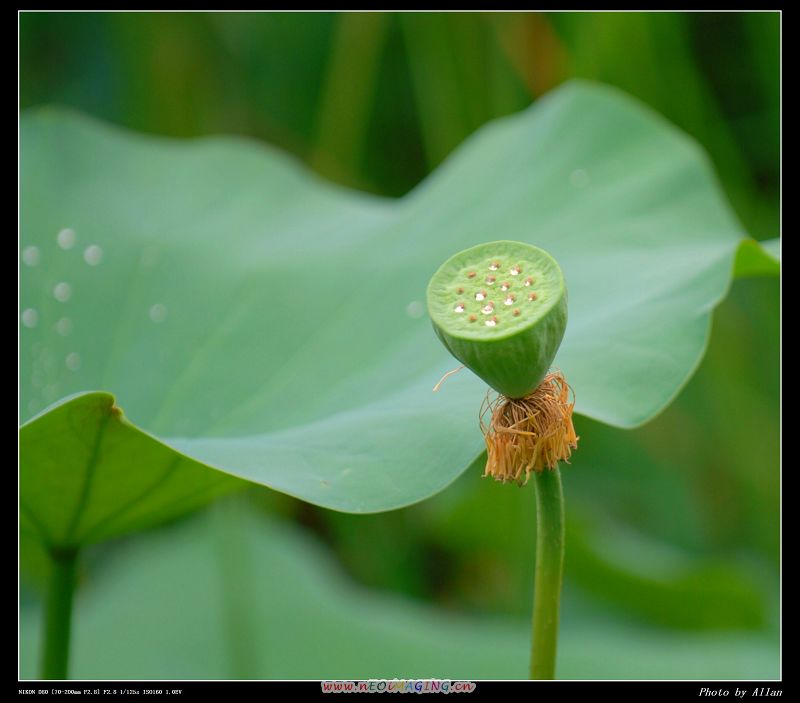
top-left (426, 241), bottom-right (567, 399)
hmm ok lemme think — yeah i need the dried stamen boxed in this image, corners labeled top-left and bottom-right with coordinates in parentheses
top-left (479, 371), bottom-right (578, 485)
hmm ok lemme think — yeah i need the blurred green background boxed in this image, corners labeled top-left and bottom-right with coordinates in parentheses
top-left (20, 11), bottom-right (780, 679)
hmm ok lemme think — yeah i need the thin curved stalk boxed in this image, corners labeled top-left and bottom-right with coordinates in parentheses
top-left (529, 468), bottom-right (565, 679)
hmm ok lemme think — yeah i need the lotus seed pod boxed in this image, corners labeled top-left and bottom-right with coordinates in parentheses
top-left (426, 241), bottom-right (567, 399)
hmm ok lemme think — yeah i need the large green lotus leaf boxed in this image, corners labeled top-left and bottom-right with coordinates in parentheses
top-left (20, 393), bottom-right (240, 548)
top-left (18, 506), bottom-right (780, 679)
top-left (21, 81), bottom-right (776, 525)
top-left (734, 237), bottom-right (780, 277)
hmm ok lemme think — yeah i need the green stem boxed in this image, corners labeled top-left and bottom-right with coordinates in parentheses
top-left (529, 468), bottom-right (565, 680)
top-left (40, 547), bottom-right (78, 680)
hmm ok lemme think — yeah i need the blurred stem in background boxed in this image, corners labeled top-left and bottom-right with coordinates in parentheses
top-left (312, 13), bottom-right (387, 187)
top-left (41, 548), bottom-right (78, 679)
top-left (212, 498), bottom-right (260, 679)
top-left (19, 12), bottom-right (778, 240)
top-left (546, 12), bottom-right (779, 241)
top-left (400, 12), bottom-right (477, 169)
